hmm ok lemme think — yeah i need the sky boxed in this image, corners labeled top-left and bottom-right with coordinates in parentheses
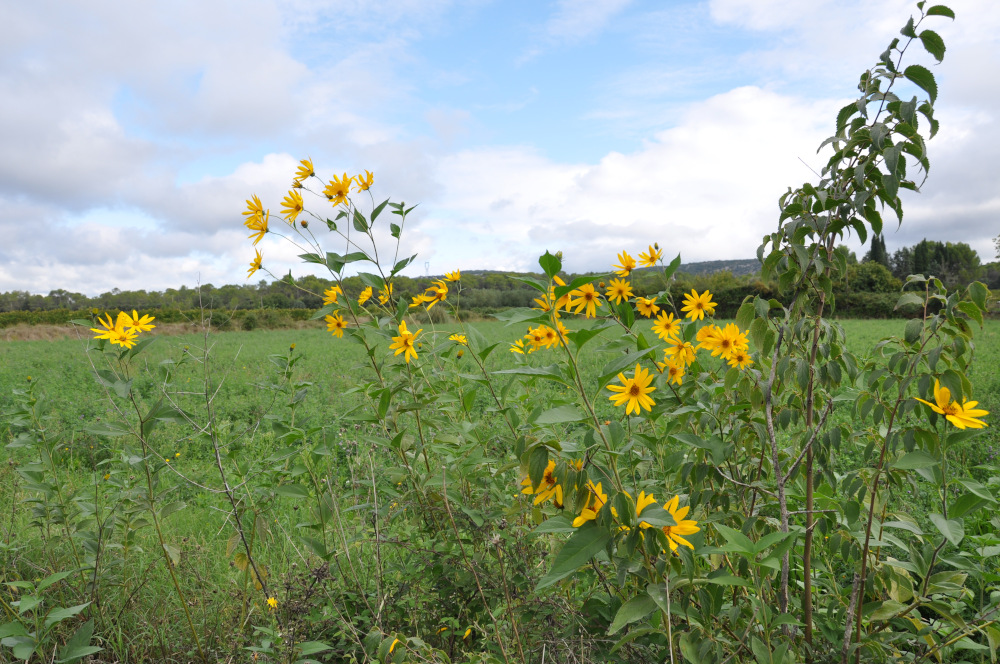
top-left (1, 0), bottom-right (998, 295)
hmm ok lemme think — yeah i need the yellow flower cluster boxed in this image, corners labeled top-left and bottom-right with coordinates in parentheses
top-left (916, 379), bottom-right (989, 429)
top-left (90, 310), bottom-right (156, 349)
top-left (696, 323), bottom-right (752, 369)
top-left (390, 321), bottom-right (422, 363)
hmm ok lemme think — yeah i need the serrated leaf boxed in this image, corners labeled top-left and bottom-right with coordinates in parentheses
top-left (608, 594), bottom-right (657, 635)
top-left (925, 5), bottom-right (955, 19)
top-left (536, 525), bottom-right (612, 590)
top-left (538, 251), bottom-right (562, 278)
top-left (904, 64), bottom-right (938, 104)
top-left (919, 29), bottom-right (946, 62)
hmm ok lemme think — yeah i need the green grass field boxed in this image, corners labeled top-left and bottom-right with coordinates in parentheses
top-left (1, 317), bottom-right (998, 662)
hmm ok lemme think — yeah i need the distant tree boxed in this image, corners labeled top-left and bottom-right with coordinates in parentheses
top-left (849, 261), bottom-right (901, 293)
top-left (863, 234), bottom-right (890, 268)
top-left (890, 246), bottom-right (914, 280)
top-left (836, 245), bottom-right (858, 265)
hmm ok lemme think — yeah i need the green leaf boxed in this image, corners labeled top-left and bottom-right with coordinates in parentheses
top-left (275, 484), bottom-right (310, 499)
top-left (895, 292), bottom-right (924, 310)
top-left (352, 209), bottom-right (368, 232)
top-left (536, 525), bottom-right (612, 590)
top-left (527, 446), bottom-right (548, 489)
top-left (492, 365), bottom-right (572, 387)
top-left (929, 513), bottom-right (964, 547)
top-left (919, 29), bottom-right (946, 62)
top-left (904, 318), bottom-right (923, 344)
top-left (712, 523), bottom-right (755, 556)
top-left (533, 516), bottom-right (576, 533)
top-left (567, 326), bottom-right (607, 351)
top-left (607, 594), bottom-right (657, 635)
top-left (298, 253), bottom-right (325, 265)
top-left (735, 301), bottom-right (755, 330)
top-left (17, 596), bottom-right (42, 614)
top-left (56, 619), bottom-right (101, 664)
top-left (370, 198), bottom-right (390, 222)
top-left (43, 602), bottom-right (91, 629)
top-left (662, 253), bottom-right (682, 281)
top-left (297, 641), bottom-right (332, 656)
top-left (957, 479), bottom-right (996, 503)
top-left (0, 622), bottom-right (28, 639)
top-left (391, 254), bottom-right (417, 276)
top-left (389, 222), bottom-right (401, 238)
top-left (491, 307), bottom-right (550, 327)
top-left (957, 301), bottom-right (984, 327)
top-left (925, 5), bottom-right (955, 19)
top-left (36, 571), bottom-right (73, 593)
top-left (539, 251), bottom-right (562, 278)
top-left (893, 451), bottom-right (938, 470)
top-left (599, 346), bottom-right (662, 387)
top-left (904, 64), bottom-right (938, 103)
top-left (534, 406), bottom-right (586, 425)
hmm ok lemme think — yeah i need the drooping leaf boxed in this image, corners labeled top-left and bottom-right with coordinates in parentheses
top-left (536, 525), bottom-right (612, 590)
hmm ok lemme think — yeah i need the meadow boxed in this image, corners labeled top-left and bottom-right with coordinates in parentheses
top-left (1, 316), bottom-right (999, 662)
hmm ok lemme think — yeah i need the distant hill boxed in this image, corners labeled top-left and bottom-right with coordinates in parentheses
top-left (669, 259), bottom-right (761, 278)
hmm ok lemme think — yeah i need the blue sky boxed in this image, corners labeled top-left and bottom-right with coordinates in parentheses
top-left (1, 0), bottom-right (998, 295)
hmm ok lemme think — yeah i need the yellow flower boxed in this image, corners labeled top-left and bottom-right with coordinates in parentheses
top-left (520, 459), bottom-right (564, 508)
top-left (247, 249), bottom-right (263, 279)
top-left (445, 270), bottom-right (461, 282)
top-left (323, 285), bottom-right (343, 305)
top-left (122, 310), bottom-right (156, 333)
top-left (651, 312), bottom-right (680, 340)
top-left (242, 194), bottom-right (264, 226)
top-left (390, 321), bottom-right (422, 363)
top-left (696, 324), bottom-right (721, 352)
top-left (664, 336), bottom-right (696, 367)
top-left (525, 326), bottom-right (547, 352)
top-left (266, 596), bottom-right (278, 610)
top-left (638, 244), bottom-right (663, 268)
top-left (90, 313), bottom-right (138, 349)
top-left (915, 379), bottom-right (989, 430)
top-left (325, 312), bottom-right (347, 338)
top-left (324, 173), bottom-right (353, 206)
top-left (572, 481), bottom-right (608, 527)
top-left (569, 283), bottom-right (600, 318)
top-left (533, 275), bottom-right (571, 312)
top-left (279, 189), bottom-right (304, 223)
top-left (635, 296), bottom-right (660, 318)
top-left (681, 289), bottom-right (716, 320)
top-left (510, 339), bottom-right (526, 354)
top-left (103, 473), bottom-right (110, 480)
top-left (728, 348), bottom-right (754, 370)
top-left (354, 170), bottom-right (374, 192)
top-left (463, 628), bottom-right (472, 640)
top-left (246, 210), bottom-right (269, 246)
top-left (175, 452), bottom-right (181, 458)
top-left (164, 457), bottom-right (170, 463)
top-left (449, 334), bottom-right (467, 344)
top-left (420, 280), bottom-right (448, 309)
top-left (662, 495), bottom-right (700, 554)
top-left (437, 626), bottom-right (448, 634)
top-left (389, 638), bottom-right (401, 654)
top-left (607, 363), bottom-right (656, 415)
top-left (657, 359), bottom-right (685, 385)
top-left (613, 251), bottom-right (637, 277)
top-left (378, 283), bottom-right (393, 305)
top-left (358, 286), bottom-right (373, 305)
top-left (633, 490), bottom-right (658, 529)
top-left (606, 278), bottom-right (633, 305)
top-left (294, 158), bottom-right (314, 183)
top-left (710, 323), bottom-right (749, 361)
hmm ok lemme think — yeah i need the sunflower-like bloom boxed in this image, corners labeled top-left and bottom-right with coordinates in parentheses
top-left (246, 210), bottom-right (269, 246)
top-left (354, 170), bottom-right (374, 192)
top-left (524, 326), bottom-right (547, 352)
top-left (569, 283), bottom-right (600, 318)
top-left (573, 481), bottom-right (608, 528)
top-left (651, 312), bottom-right (680, 340)
top-left (422, 280), bottom-right (448, 309)
top-left (613, 251), bottom-right (637, 277)
top-left (533, 275), bottom-right (571, 312)
top-left (520, 459), bottom-right (564, 508)
top-left (607, 363), bottom-right (656, 415)
top-left (280, 189), bottom-right (304, 223)
top-left (323, 285), bottom-right (343, 305)
top-left (247, 249), bottom-right (263, 278)
top-left (633, 491), bottom-right (658, 529)
top-left (556, 320), bottom-right (570, 341)
top-left (90, 313), bottom-right (139, 349)
top-left (243, 194), bottom-right (264, 226)
top-left (357, 286), bottom-right (373, 305)
top-left (664, 336), bottom-right (697, 367)
top-left (710, 323), bottom-right (749, 361)
top-left (449, 333), bottom-right (467, 344)
top-left (606, 278), bottom-right (633, 305)
top-left (662, 495), bottom-right (700, 554)
top-left (444, 270), bottom-right (461, 282)
top-left (325, 312), bottom-right (347, 337)
top-left (728, 348), bottom-right (754, 370)
top-left (915, 380), bottom-right (989, 429)
top-left (638, 244), bottom-right (663, 268)
top-left (122, 310), bottom-right (156, 333)
top-left (681, 289), bottom-right (716, 320)
top-left (510, 339), bottom-right (526, 354)
top-left (294, 158), bottom-right (314, 183)
top-left (635, 296), bottom-right (660, 318)
top-left (266, 597), bottom-right (278, 610)
top-left (390, 321), bottom-right (422, 363)
top-left (696, 324), bottom-right (721, 352)
top-left (657, 359), bottom-right (685, 385)
top-left (324, 173), bottom-right (353, 206)
top-left (378, 283), bottom-right (393, 305)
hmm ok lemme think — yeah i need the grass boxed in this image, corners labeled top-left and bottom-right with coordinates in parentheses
top-left (1, 316), bottom-right (998, 662)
